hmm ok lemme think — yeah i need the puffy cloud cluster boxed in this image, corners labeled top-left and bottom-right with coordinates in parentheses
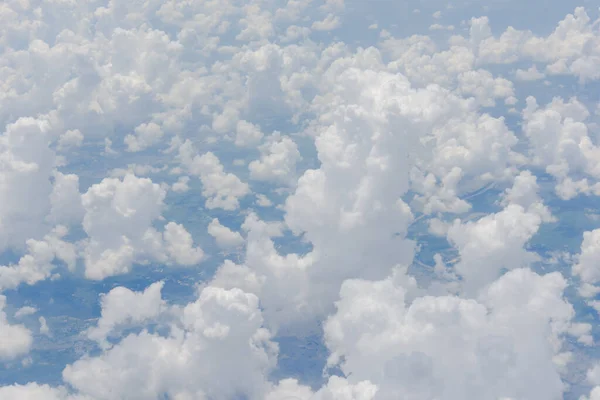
top-left (63, 284), bottom-right (279, 400)
top-left (0, 295), bottom-right (33, 360)
top-left (473, 7), bottom-right (600, 82)
top-left (177, 141), bottom-right (250, 211)
top-left (210, 46), bottom-right (527, 330)
top-left (0, 0), bottom-right (599, 399)
top-left (0, 226), bottom-right (76, 290)
top-left (323, 268), bottom-right (580, 400)
top-left (249, 133), bottom-right (302, 186)
top-left (446, 170), bottom-right (554, 294)
top-left (81, 174), bottom-right (204, 279)
top-left (522, 96), bottom-right (600, 199)
top-left (0, 116), bottom-right (59, 252)
top-left (573, 229), bottom-right (600, 298)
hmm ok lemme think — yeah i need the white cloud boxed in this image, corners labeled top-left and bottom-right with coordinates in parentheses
top-left (475, 8), bottom-right (600, 82)
top-left (573, 229), bottom-right (600, 297)
top-left (0, 383), bottom-right (72, 400)
top-left (447, 171), bottom-right (553, 294)
top-left (515, 65), bottom-right (546, 81)
top-left (1, 1), bottom-right (600, 398)
top-left (81, 174), bottom-right (167, 279)
top-left (124, 122), bottom-right (164, 152)
top-left (86, 282), bottom-right (167, 348)
top-left (39, 316), bottom-right (50, 336)
top-left (522, 96), bottom-right (600, 199)
top-left (110, 164), bottom-right (166, 179)
top-left (429, 24), bottom-right (454, 32)
top-left (249, 133), bottom-right (302, 185)
top-left (163, 222), bottom-right (205, 266)
top-left (63, 286), bottom-right (278, 400)
top-left (582, 364), bottom-right (600, 400)
top-left (0, 295), bottom-right (32, 360)
top-left (235, 120), bottom-right (264, 147)
top-left (323, 268), bottom-right (577, 400)
top-left (207, 48), bottom-right (523, 330)
top-left (57, 129), bottom-right (83, 151)
top-left (14, 307), bottom-right (37, 319)
top-left (0, 116), bottom-right (58, 252)
top-left (170, 176), bottom-right (189, 194)
top-left (267, 376), bottom-right (378, 400)
top-left (208, 218), bottom-right (245, 249)
top-left (255, 194), bottom-right (273, 207)
top-left (80, 174), bottom-right (203, 279)
top-left (48, 171), bottom-right (84, 226)
top-left (178, 143), bottom-right (250, 210)
top-left (0, 226), bottom-right (76, 291)
top-left (457, 69), bottom-right (515, 107)
top-left (103, 138), bottom-right (117, 156)
top-left (312, 14), bottom-right (341, 31)
top-left (582, 387), bottom-right (600, 400)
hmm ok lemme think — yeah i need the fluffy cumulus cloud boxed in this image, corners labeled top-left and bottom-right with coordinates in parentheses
top-left (0, 383), bottom-right (74, 400)
top-left (323, 268), bottom-right (579, 400)
top-left (81, 174), bottom-right (204, 279)
top-left (1, 0), bottom-right (600, 399)
top-left (249, 133), bottom-right (302, 185)
top-left (177, 142), bottom-right (250, 210)
top-left (63, 284), bottom-right (278, 400)
top-left (0, 116), bottom-right (59, 252)
top-left (0, 225), bottom-right (76, 290)
top-left (573, 229), bottom-right (600, 298)
top-left (474, 8), bottom-right (600, 82)
top-left (0, 295), bottom-right (33, 360)
top-left (208, 218), bottom-right (245, 250)
top-left (446, 170), bottom-right (554, 294)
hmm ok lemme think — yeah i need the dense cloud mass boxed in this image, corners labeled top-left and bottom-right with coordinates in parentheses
top-left (0, 0), bottom-right (600, 399)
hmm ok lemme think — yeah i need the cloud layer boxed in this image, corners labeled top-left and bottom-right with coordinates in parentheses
top-left (0, 1), bottom-right (599, 399)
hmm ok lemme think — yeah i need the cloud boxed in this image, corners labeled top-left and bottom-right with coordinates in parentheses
top-left (312, 14), bottom-right (341, 31)
top-left (0, 226), bottom-right (76, 291)
top-left (86, 282), bottom-right (167, 348)
top-left (48, 171), bottom-right (84, 226)
top-left (0, 116), bottom-right (58, 252)
top-left (80, 174), bottom-right (203, 279)
top-left (178, 143), bottom-right (250, 210)
top-left (515, 65), bottom-right (546, 81)
top-left (0, 295), bottom-right (32, 360)
top-left (14, 306), bottom-right (37, 319)
top-left (323, 268), bottom-right (577, 400)
top-left (124, 122), bottom-right (164, 152)
top-left (446, 170), bottom-right (553, 294)
top-left (208, 218), bottom-right (245, 250)
top-left (57, 129), bottom-right (83, 151)
top-left (39, 316), bottom-right (50, 336)
top-left (163, 222), bottom-right (205, 265)
top-left (249, 133), bottom-right (302, 185)
top-left (235, 120), bottom-right (264, 147)
top-left (573, 229), bottom-right (600, 298)
top-left (0, 0), bottom-right (600, 398)
top-left (256, 193), bottom-right (274, 207)
top-left (522, 95), bottom-right (600, 199)
top-left (63, 285), bottom-right (278, 400)
top-left (80, 174), bottom-right (167, 279)
top-left (0, 383), bottom-right (72, 400)
top-left (474, 8), bottom-right (600, 82)
top-left (267, 376), bottom-right (378, 400)
top-left (171, 176), bottom-right (190, 193)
